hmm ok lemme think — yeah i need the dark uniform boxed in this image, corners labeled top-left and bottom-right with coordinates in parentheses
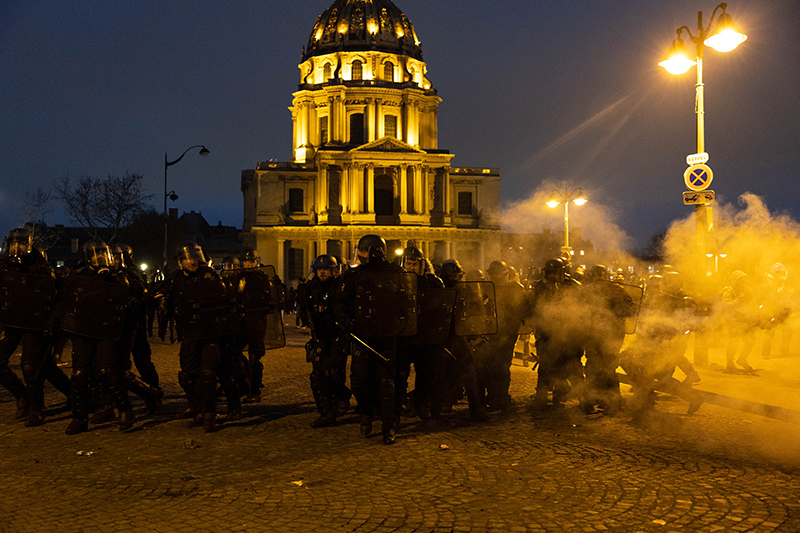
top-left (620, 276), bottom-right (704, 415)
top-left (334, 235), bottom-right (404, 445)
top-left (0, 229), bottom-right (70, 425)
top-left (581, 265), bottom-right (635, 414)
top-left (167, 242), bottom-right (234, 432)
top-left (303, 255), bottom-right (351, 427)
top-left (54, 240), bottom-right (135, 435)
top-left (477, 260), bottom-right (528, 412)
top-left (435, 260), bottom-right (488, 421)
top-left (531, 258), bottom-right (584, 409)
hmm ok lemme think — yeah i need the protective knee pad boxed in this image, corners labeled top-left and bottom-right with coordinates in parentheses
top-left (21, 364), bottom-right (39, 386)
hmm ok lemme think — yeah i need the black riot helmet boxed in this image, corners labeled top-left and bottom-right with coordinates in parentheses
top-left (241, 248), bottom-right (260, 268)
top-left (487, 260), bottom-right (509, 285)
top-left (112, 243), bottom-right (134, 269)
top-left (543, 257), bottom-right (566, 283)
top-left (585, 264), bottom-right (609, 284)
top-left (175, 241), bottom-right (204, 265)
top-left (83, 239), bottom-right (112, 269)
top-left (5, 228), bottom-right (32, 261)
top-left (311, 254), bottom-right (338, 274)
top-left (221, 256), bottom-right (241, 272)
top-left (440, 259), bottom-right (464, 286)
top-left (400, 247), bottom-right (424, 273)
top-left (357, 234), bottom-right (387, 264)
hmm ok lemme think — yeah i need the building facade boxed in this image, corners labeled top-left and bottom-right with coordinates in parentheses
top-left (241, 0), bottom-right (501, 283)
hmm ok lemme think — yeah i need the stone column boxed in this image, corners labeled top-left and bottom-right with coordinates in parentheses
top-left (478, 240), bottom-right (485, 270)
top-left (412, 164), bottom-right (422, 214)
top-left (351, 163), bottom-right (362, 213)
top-left (276, 238), bottom-right (286, 281)
top-left (340, 163), bottom-right (350, 213)
top-left (317, 163), bottom-right (329, 216)
top-left (375, 99), bottom-right (383, 138)
top-left (327, 97), bottom-right (336, 143)
top-left (399, 163), bottom-right (408, 214)
top-left (443, 167), bottom-right (451, 221)
top-left (367, 164), bottom-right (375, 214)
top-left (365, 98), bottom-right (375, 142)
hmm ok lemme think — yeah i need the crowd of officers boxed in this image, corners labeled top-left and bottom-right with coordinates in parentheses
top-left (5, 227), bottom-right (788, 444)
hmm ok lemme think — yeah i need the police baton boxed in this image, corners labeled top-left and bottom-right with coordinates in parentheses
top-left (350, 333), bottom-right (389, 362)
top-left (442, 346), bottom-right (458, 361)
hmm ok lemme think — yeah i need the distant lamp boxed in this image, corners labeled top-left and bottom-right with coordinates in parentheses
top-left (659, 35), bottom-right (696, 75)
top-left (704, 13), bottom-right (747, 52)
top-left (198, 147), bottom-right (210, 157)
top-left (546, 199), bottom-right (560, 209)
top-left (395, 248), bottom-right (403, 256)
top-left (573, 190), bottom-right (587, 206)
top-left (140, 263), bottom-right (148, 271)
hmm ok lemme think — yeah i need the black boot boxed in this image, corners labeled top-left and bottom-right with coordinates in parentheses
top-left (15, 396), bottom-right (30, 420)
top-left (119, 410), bottom-right (136, 431)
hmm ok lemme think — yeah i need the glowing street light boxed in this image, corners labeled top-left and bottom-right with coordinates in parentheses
top-left (546, 187), bottom-right (587, 256)
top-left (659, 3), bottom-right (746, 254)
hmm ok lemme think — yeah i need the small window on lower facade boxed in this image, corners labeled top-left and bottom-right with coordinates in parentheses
top-left (457, 191), bottom-right (473, 215)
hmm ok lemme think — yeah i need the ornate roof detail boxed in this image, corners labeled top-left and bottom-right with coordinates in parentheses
top-left (351, 136), bottom-right (425, 153)
top-left (304, 0), bottom-right (423, 62)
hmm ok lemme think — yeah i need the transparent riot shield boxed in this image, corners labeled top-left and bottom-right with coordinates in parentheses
top-left (453, 281), bottom-right (498, 336)
top-left (59, 275), bottom-right (129, 340)
top-left (494, 284), bottom-right (529, 337)
top-left (354, 270), bottom-right (417, 337)
top-left (404, 286), bottom-right (457, 346)
top-left (616, 282), bottom-right (644, 335)
top-left (260, 265), bottom-right (285, 350)
top-left (0, 271), bottom-right (57, 331)
top-left (176, 279), bottom-right (236, 341)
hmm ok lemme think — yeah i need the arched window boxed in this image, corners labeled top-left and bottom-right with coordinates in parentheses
top-left (351, 60), bottom-right (363, 80)
top-left (323, 63), bottom-right (332, 81)
top-left (384, 62), bottom-right (394, 81)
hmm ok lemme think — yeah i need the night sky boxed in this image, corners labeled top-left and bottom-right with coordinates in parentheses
top-left (2, 0), bottom-right (798, 250)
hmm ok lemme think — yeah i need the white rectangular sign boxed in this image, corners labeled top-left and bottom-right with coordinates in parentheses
top-left (686, 152), bottom-right (709, 165)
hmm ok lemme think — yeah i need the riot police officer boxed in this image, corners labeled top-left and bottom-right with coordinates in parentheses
top-left (0, 228), bottom-right (69, 426)
top-left (303, 254), bottom-right (351, 428)
top-left (396, 247), bottom-right (443, 423)
top-left (531, 258), bottom-right (584, 410)
top-left (166, 241), bottom-right (234, 432)
top-left (435, 260), bottom-right (488, 421)
top-left (334, 234), bottom-right (405, 444)
top-left (478, 260), bottom-right (528, 412)
top-left (237, 248), bottom-right (272, 403)
top-left (56, 240), bottom-right (135, 434)
top-left (581, 264), bottom-right (635, 415)
top-left (110, 244), bottom-right (163, 415)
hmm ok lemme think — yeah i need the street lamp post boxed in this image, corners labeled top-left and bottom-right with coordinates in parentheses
top-left (658, 3), bottom-right (746, 256)
top-left (163, 145), bottom-right (210, 269)
top-left (546, 187), bottom-right (587, 258)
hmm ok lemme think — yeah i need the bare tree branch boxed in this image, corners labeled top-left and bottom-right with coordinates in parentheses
top-left (54, 172), bottom-right (153, 242)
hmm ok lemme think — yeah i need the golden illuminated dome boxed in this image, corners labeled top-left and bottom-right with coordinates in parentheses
top-left (304, 0), bottom-right (423, 61)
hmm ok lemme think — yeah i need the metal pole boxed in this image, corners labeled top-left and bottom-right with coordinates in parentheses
top-left (163, 152), bottom-right (168, 270)
top-left (564, 193), bottom-right (570, 250)
top-left (694, 11), bottom-right (712, 257)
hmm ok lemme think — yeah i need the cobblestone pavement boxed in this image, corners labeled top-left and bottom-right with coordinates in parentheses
top-left (2, 323), bottom-right (800, 532)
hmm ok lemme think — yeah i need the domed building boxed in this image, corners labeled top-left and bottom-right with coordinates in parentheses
top-left (241, 0), bottom-right (501, 282)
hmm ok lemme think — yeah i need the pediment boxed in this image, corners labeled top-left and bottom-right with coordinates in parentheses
top-left (351, 137), bottom-right (425, 154)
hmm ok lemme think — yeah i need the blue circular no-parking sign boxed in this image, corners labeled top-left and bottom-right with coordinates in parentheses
top-left (684, 164), bottom-right (713, 191)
